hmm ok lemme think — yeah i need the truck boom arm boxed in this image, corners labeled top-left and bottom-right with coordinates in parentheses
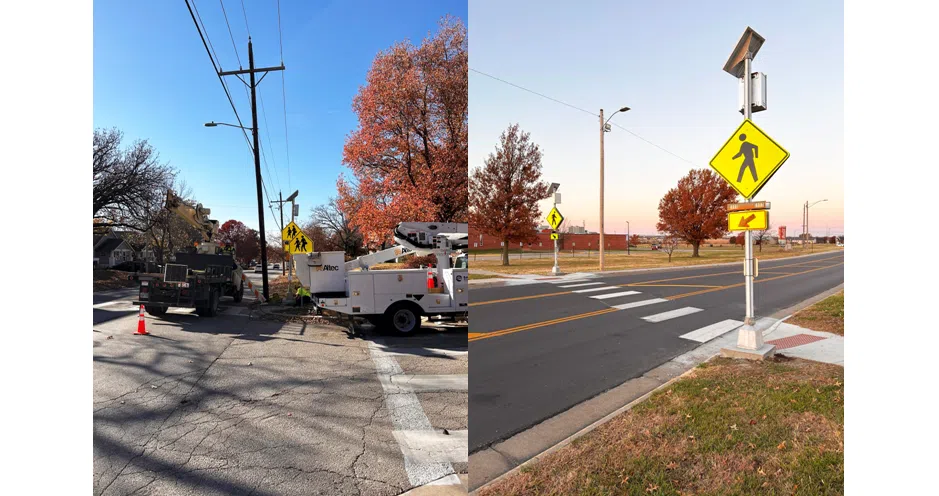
top-left (165, 190), bottom-right (219, 242)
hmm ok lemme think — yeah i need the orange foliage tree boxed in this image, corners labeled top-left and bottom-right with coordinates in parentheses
top-left (338, 16), bottom-right (468, 249)
top-left (656, 169), bottom-right (738, 257)
top-left (469, 124), bottom-right (550, 266)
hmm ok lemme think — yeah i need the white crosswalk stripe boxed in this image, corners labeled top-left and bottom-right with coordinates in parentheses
top-left (680, 319), bottom-right (743, 343)
top-left (572, 286), bottom-right (621, 293)
top-left (590, 290), bottom-right (641, 300)
top-left (641, 306), bottom-right (703, 323)
top-left (612, 298), bottom-right (668, 310)
top-left (558, 282), bottom-right (603, 288)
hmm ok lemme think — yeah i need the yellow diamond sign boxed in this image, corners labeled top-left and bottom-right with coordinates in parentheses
top-left (728, 209), bottom-right (769, 231)
top-left (285, 231), bottom-right (313, 254)
top-left (709, 119), bottom-right (789, 199)
top-left (546, 206), bottom-right (564, 230)
top-left (282, 221), bottom-right (302, 242)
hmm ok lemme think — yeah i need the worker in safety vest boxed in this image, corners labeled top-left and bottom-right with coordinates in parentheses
top-left (295, 286), bottom-right (312, 306)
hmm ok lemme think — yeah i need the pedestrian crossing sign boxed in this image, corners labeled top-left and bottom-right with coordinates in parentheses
top-left (709, 119), bottom-right (789, 199)
top-left (546, 206), bottom-right (564, 230)
top-left (550, 232), bottom-right (559, 240)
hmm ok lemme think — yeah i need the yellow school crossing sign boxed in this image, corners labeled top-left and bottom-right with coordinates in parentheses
top-left (709, 119), bottom-right (789, 199)
top-left (282, 221), bottom-right (313, 254)
top-left (546, 206), bottom-right (564, 230)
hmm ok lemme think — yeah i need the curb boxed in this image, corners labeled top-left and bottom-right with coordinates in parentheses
top-left (470, 360), bottom-right (707, 495)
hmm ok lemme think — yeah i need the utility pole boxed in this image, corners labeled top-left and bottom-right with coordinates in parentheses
top-left (218, 38), bottom-right (285, 301)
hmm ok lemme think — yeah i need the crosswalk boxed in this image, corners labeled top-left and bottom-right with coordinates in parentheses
top-left (367, 340), bottom-right (468, 490)
top-left (543, 279), bottom-right (742, 343)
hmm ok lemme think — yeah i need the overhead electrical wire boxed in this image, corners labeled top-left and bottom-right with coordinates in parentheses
top-left (469, 68), bottom-right (697, 167)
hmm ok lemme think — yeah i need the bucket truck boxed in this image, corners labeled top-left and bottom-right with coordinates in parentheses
top-left (131, 191), bottom-right (245, 317)
top-left (293, 222), bottom-right (469, 334)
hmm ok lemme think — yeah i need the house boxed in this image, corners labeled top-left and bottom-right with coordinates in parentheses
top-left (93, 232), bottom-right (135, 268)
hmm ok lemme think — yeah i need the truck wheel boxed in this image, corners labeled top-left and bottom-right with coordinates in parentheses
top-left (232, 281), bottom-right (244, 303)
top-left (383, 303), bottom-right (422, 335)
top-left (145, 305), bottom-right (167, 316)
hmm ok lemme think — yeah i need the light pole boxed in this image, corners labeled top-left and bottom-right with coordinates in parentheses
top-left (599, 106), bottom-right (630, 271)
top-left (626, 221), bottom-right (630, 255)
top-left (205, 115), bottom-right (271, 300)
top-left (805, 199), bottom-right (827, 250)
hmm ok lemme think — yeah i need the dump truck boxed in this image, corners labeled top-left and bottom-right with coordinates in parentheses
top-left (131, 191), bottom-right (244, 317)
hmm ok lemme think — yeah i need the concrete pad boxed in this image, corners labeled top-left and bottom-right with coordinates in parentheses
top-left (721, 343), bottom-right (777, 360)
top-left (467, 449), bottom-right (515, 490)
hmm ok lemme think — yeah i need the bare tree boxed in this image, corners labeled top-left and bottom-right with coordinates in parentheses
top-left (662, 235), bottom-right (680, 262)
top-left (753, 224), bottom-right (773, 252)
top-left (310, 197), bottom-right (364, 258)
top-left (94, 127), bottom-right (174, 231)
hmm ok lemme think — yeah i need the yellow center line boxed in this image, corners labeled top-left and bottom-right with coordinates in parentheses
top-left (470, 290), bottom-right (573, 306)
top-left (626, 284), bottom-right (723, 288)
top-left (469, 308), bottom-right (619, 342)
top-left (474, 260), bottom-right (844, 343)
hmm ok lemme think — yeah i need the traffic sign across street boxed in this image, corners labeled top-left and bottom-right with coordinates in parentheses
top-left (709, 119), bottom-right (789, 199)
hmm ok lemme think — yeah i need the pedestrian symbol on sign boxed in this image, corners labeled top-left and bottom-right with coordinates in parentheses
top-left (733, 134), bottom-right (759, 182)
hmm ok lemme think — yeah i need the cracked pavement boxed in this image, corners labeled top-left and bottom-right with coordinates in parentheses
top-left (93, 303), bottom-right (466, 495)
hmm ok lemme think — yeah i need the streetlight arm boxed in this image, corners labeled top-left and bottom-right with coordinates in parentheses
top-left (205, 121), bottom-right (252, 130)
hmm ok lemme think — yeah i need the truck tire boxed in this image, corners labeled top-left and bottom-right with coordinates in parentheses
top-left (145, 305), bottom-right (167, 316)
top-left (383, 302), bottom-right (423, 335)
top-left (232, 281), bottom-right (244, 303)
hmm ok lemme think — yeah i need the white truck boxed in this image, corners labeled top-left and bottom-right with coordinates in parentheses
top-left (293, 222), bottom-right (469, 334)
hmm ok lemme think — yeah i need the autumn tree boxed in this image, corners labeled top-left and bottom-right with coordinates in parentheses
top-left (338, 16), bottom-right (468, 247)
top-left (656, 169), bottom-right (738, 257)
top-left (753, 224), bottom-right (773, 252)
top-left (629, 234), bottom-right (640, 247)
top-left (469, 124), bottom-right (550, 266)
top-left (736, 232), bottom-right (746, 246)
top-left (217, 219), bottom-right (260, 266)
top-left (94, 127), bottom-right (174, 231)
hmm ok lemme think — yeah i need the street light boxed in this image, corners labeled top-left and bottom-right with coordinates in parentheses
top-left (804, 199), bottom-right (828, 249)
top-left (599, 106), bottom-right (630, 271)
top-left (205, 117), bottom-right (271, 301)
top-left (204, 121), bottom-right (250, 130)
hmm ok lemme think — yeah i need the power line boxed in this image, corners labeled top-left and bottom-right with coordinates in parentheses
top-left (218, 0), bottom-right (243, 68)
top-left (276, 0), bottom-right (291, 190)
top-left (259, 94), bottom-right (282, 193)
top-left (239, 0), bottom-right (250, 38)
top-left (470, 68), bottom-right (697, 167)
top-left (276, 0), bottom-right (284, 63)
top-left (186, 0), bottom-right (253, 154)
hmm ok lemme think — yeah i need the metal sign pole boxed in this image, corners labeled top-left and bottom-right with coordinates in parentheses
top-left (552, 198), bottom-right (561, 275)
top-left (735, 52), bottom-right (766, 352)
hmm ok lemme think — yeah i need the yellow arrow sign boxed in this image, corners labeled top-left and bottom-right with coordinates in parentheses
top-left (285, 230), bottom-right (314, 254)
top-left (709, 119), bottom-right (789, 199)
top-left (550, 232), bottom-right (559, 240)
top-left (282, 221), bottom-right (302, 242)
top-left (546, 206), bottom-right (564, 230)
top-left (728, 209), bottom-right (769, 231)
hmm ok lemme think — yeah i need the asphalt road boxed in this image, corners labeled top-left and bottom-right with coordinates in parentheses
top-left (468, 250), bottom-right (844, 453)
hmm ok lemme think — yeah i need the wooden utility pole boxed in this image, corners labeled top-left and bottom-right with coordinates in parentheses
top-left (218, 38), bottom-right (284, 300)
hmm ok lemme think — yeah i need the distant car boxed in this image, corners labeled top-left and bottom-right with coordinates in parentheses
top-left (254, 265), bottom-right (264, 273)
top-left (272, 263), bottom-right (281, 270)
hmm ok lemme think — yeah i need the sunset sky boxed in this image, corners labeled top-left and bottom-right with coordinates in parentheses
top-left (469, 0), bottom-right (843, 237)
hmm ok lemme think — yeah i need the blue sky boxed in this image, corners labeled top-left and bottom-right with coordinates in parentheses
top-left (94, 0), bottom-right (467, 235)
top-left (469, 0), bottom-right (843, 237)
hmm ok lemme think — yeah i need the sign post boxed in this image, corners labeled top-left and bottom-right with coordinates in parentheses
top-left (713, 27), bottom-right (787, 360)
top-left (547, 204), bottom-right (564, 275)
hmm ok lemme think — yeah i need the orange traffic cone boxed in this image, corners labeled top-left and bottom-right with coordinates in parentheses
top-left (135, 305), bottom-right (149, 335)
